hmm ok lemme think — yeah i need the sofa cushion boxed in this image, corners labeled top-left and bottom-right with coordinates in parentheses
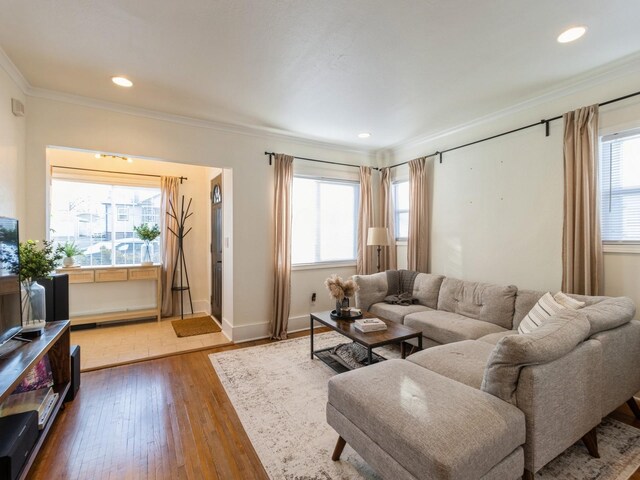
top-left (412, 273), bottom-right (445, 309)
top-left (437, 277), bottom-right (517, 329)
top-left (353, 272), bottom-right (388, 312)
top-left (481, 310), bottom-right (591, 405)
top-left (407, 340), bottom-right (494, 389)
top-left (369, 302), bottom-right (432, 324)
top-left (579, 297), bottom-right (636, 336)
top-left (517, 292), bottom-right (565, 334)
top-left (405, 310), bottom-right (507, 344)
top-left (513, 289), bottom-right (544, 329)
top-left (327, 359), bottom-right (526, 480)
top-left (478, 330), bottom-right (518, 345)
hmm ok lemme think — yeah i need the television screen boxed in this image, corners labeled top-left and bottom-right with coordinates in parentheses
top-left (0, 217), bottom-right (22, 346)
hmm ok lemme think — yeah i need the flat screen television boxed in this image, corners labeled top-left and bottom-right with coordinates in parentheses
top-left (0, 217), bottom-right (22, 346)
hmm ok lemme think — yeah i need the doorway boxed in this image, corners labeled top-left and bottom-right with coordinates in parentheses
top-left (210, 174), bottom-right (223, 320)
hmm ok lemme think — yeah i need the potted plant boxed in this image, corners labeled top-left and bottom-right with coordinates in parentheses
top-left (61, 241), bottom-right (83, 268)
top-left (324, 274), bottom-right (359, 318)
top-left (11, 240), bottom-right (63, 330)
top-left (133, 223), bottom-right (161, 266)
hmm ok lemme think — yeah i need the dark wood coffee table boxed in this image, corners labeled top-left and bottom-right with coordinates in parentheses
top-left (309, 311), bottom-right (423, 372)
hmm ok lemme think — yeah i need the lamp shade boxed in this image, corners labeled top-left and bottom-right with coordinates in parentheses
top-left (367, 227), bottom-right (390, 246)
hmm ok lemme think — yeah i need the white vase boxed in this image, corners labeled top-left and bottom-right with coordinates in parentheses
top-left (63, 256), bottom-right (75, 267)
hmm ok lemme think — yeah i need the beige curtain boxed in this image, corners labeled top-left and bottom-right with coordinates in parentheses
top-left (562, 105), bottom-right (603, 295)
top-left (357, 166), bottom-right (375, 274)
top-left (271, 154), bottom-right (294, 340)
top-left (408, 157), bottom-right (429, 272)
top-left (160, 176), bottom-right (180, 317)
top-left (379, 167), bottom-right (397, 270)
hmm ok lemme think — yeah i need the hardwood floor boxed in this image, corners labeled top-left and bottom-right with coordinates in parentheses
top-left (27, 330), bottom-right (640, 479)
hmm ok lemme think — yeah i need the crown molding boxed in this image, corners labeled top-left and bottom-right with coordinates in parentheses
top-left (0, 48), bottom-right (29, 94)
top-left (26, 87), bottom-right (374, 156)
top-left (384, 51), bottom-right (640, 155)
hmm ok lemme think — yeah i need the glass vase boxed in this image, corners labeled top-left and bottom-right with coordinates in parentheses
top-left (141, 240), bottom-right (152, 265)
top-left (21, 280), bottom-right (46, 326)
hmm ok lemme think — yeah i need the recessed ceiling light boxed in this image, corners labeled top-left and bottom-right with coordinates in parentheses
top-left (358, 133), bottom-right (371, 138)
top-left (94, 153), bottom-right (101, 159)
top-left (112, 76), bottom-right (133, 87)
top-left (557, 26), bottom-right (586, 43)
top-left (126, 158), bottom-right (133, 163)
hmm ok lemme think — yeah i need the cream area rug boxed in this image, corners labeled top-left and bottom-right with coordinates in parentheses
top-left (209, 332), bottom-right (640, 480)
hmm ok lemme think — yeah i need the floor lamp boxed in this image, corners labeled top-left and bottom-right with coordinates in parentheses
top-left (367, 227), bottom-right (390, 273)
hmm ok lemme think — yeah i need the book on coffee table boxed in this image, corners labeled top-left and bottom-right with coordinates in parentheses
top-left (354, 318), bottom-right (387, 333)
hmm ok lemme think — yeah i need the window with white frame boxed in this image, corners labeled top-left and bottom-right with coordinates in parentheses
top-left (50, 178), bottom-right (162, 266)
top-left (393, 180), bottom-right (409, 241)
top-left (600, 129), bottom-right (640, 244)
top-left (291, 176), bottom-right (359, 265)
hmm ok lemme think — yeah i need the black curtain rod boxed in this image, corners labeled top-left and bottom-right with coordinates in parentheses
top-left (389, 88), bottom-right (640, 167)
top-left (53, 165), bottom-right (188, 183)
top-left (264, 151), bottom-right (378, 170)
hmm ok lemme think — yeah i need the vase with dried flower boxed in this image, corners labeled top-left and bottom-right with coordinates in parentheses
top-left (324, 274), bottom-right (360, 319)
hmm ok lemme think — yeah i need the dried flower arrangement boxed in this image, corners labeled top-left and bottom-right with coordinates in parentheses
top-left (324, 274), bottom-right (359, 302)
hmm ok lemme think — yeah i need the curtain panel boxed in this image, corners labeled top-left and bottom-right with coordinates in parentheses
top-left (271, 154), bottom-right (294, 339)
top-left (562, 105), bottom-right (603, 295)
top-left (408, 157), bottom-right (429, 273)
top-left (160, 176), bottom-right (180, 317)
top-left (357, 166), bottom-right (375, 275)
top-left (379, 167), bottom-right (397, 271)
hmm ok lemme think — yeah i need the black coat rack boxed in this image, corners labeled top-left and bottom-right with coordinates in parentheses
top-left (168, 195), bottom-right (194, 319)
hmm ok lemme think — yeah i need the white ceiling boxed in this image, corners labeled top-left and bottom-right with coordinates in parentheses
top-left (1, 0), bottom-right (640, 150)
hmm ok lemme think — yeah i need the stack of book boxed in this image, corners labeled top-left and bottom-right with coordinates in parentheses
top-left (0, 387), bottom-right (59, 429)
top-left (354, 318), bottom-right (387, 333)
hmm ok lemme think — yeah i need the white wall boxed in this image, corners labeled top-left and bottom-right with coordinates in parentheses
top-left (47, 148), bottom-right (216, 315)
top-left (24, 95), bottom-right (372, 341)
top-left (0, 65), bottom-right (26, 228)
top-left (387, 68), bottom-right (640, 299)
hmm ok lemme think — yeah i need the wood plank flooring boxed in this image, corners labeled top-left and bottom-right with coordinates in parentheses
top-left (27, 330), bottom-right (640, 480)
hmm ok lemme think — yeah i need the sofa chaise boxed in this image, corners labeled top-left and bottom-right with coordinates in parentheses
top-left (326, 270), bottom-right (640, 480)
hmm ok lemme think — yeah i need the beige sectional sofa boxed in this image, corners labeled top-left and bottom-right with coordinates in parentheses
top-left (326, 270), bottom-right (640, 480)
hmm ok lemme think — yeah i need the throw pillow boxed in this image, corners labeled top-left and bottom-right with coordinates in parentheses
top-left (517, 292), bottom-right (565, 334)
top-left (553, 291), bottom-right (586, 310)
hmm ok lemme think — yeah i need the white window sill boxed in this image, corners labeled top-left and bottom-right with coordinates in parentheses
top-left (395, 240), bottom-right (408, 246)
top-left (603, 244), bottom-right (640, 254)
top-left (292, 261), bottom-right (356, 271)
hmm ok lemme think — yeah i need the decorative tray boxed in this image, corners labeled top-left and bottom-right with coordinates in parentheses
top-left (330, 310), bottom-right (363, 321)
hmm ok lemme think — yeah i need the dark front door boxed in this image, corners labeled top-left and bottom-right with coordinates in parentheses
top-left (211, 175), bottom-right (223, 320)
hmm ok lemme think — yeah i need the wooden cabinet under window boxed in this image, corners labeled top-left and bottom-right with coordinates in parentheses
top-left (56, 265), bottom-right (162, 326)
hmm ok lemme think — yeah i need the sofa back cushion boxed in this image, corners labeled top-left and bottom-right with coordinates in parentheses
top-left (513, 289), bottom-right (544, 329)
top-left (579, 297), bottom-right (636, 336)
top-left (437, 277), bottom-right (517, 329)
top-left (480, 310), bottom-right (591, 405)
top-left (412, 273), bottom-right (445, 309)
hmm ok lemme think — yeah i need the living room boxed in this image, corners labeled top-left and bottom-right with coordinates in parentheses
top-left (0, 1), bottom-right (639, 479)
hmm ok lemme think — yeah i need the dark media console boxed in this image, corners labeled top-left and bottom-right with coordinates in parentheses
top-left (0, 322), bottom-right (71, 480)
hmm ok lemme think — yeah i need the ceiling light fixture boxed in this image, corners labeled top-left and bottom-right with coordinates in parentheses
top-left (358, 133), bottom-right (371, 138)
top-left (112, 76), bottom-right (133, 87)
top-left (557, 26), bottom-right (586, 43)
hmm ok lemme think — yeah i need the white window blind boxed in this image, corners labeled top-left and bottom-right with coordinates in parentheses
top-left (600, 129), bottom-right (640, 243)
top-left (393, 180), bottom-right (409, 241)
top-left (291, 176), bottom-right (359, 265)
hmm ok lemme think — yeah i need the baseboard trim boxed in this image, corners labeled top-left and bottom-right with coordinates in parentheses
top-left (231, 314), bottom-right (321, 343)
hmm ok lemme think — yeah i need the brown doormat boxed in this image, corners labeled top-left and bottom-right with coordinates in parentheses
top-left (172, 316), bottom-right (222, 337)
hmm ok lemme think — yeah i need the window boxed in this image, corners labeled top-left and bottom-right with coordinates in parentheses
top-left (291, 176), bottom-right (359, 265)
top-left (50, 179), bottom-right (162, 266)
top-left (600, 129), bottom-right (640, 243)
top-left (393, 180), bottom-right (409, 241)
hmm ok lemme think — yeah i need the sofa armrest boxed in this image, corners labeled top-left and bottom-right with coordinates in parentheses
top-left (353, 272), bottom-right (388, 312)
top-left (516, 339), bottom-right (602, 473)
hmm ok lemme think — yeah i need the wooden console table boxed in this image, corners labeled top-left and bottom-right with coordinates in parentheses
top-left (56, 265), bottom-right (162, 326)
top-left (0, 321), bottom-right (71, 480)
